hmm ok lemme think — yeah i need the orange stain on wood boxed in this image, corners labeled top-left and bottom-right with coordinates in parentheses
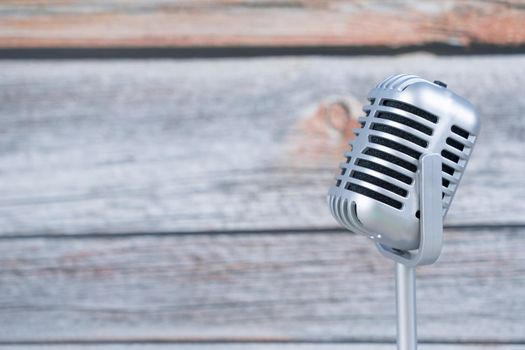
top-left (0, 1), bottom-right (523, 48)
top-left (286, 96), bottom-right (362, 167)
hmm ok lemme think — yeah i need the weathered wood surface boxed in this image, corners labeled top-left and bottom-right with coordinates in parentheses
top-left (1, 346), bottom-right (524, 350)
top-left (0, 1), bottom-right (524, 49)
top-left (0, 228), bottom-right (523, 343)
top-left (0, 345), bottom-right (522, 350)
top-left (1, 55), bottom-right (524, 346)
top-left (0, 55), bottom-right (524, 236)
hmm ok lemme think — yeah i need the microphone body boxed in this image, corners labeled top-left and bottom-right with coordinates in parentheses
top-left (328, 75), bottom-right (480, 251)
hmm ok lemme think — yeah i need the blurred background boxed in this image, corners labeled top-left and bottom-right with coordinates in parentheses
top-left (0, 1), bottom-right (524, 349)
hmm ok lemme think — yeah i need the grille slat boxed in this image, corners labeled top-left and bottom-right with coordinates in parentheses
top-left (352, 165), bottom-right (411, 190)
top-left (442, 172), bottom-right (458, 184)
top-left (451, 125), bottom-right (470, 139)
top-left (443, 187), bottom-right (454, 196)
top-left (376, 112), bottom-right (433, 135)
top-left (351, 153), bottom-right (415, 179)
top-left (448, 134), bottom-right (475, 148)
top-left (443, 146), bottom-right (466, 159)
top-left (369, 135), bottom-right (422, 160)
top-left (442, 163), bottom-right (455, 175)
top-left (345, 182), bottom-right (403, 209)
top-left (357, 145), bottom-right (417, 169)
top-left (440, 125), bottom-right (469, 201)
top-left (441, 158), bottom-right (462, 171)
top-left (381, 99), bottom-right (438, 123)
top-left (446, 137), bottom-right (465, 151)
top-left (355, 158), bottom-right (413, 185)
top-left (335, 157), bottom-right (352, 187)
top-left (441, 150), bottom-right (460, 163)
top-left (371, 123), bottom-right (428, 148)
top-left (350, 171), bottom-right (408, 197)
top-left (363, 148), bottom-right (417, 172)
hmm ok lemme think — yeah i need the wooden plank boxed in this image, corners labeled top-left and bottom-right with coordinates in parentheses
top-left (0, 228), bottom-right (523, 342)
top-left (0, 1), bottom-right (524, 49)
top-left (0, 345), bottom-right (523, 350)
top-left (0, 55), bottom-right (524, 236)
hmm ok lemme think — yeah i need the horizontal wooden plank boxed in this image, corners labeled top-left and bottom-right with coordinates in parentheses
top-left (0, 344), bottom-right (523, 350)
top-left (0, 55), bottom-right (524, 235)
top-left (0, 1), bottom-right (524, 49)
top-left (0, 228), bottom-right (523, 342)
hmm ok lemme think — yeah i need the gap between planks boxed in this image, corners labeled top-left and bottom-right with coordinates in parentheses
top-left (0, 223), bottom-right (523, 240)
top-left (2, 43), bottom-right (525, 60)
top-left (0, 340), bottom-right (524, 350)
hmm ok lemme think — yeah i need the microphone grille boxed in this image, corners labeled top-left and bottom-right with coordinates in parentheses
top-left (333, 75), bottom-right (479, 217)
top-left (376, 74), bottom-right (428, 91)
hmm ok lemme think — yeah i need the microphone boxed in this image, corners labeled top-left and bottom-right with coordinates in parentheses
top-left (327, 74), bottom-right (480, 350)
top-left (328, 74), bottom-right (480, 252)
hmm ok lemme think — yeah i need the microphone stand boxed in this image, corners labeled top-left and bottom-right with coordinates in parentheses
top-left (396, 261), bottom-right (417, 350)
top-left (376, 154), bottom-right (444, 350)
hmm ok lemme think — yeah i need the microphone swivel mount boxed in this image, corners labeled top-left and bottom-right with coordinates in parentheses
top-left (379, 153), bottom-right (444, 350)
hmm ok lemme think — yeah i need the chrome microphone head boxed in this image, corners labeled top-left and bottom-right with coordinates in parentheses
top-left (328, 74), bottom-right (481, 251)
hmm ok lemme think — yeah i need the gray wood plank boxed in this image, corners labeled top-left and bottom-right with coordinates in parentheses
top-left (0, 345), bottom-right (523, 350)
top-left (0, 56), bottom-right (524, 236)
top-left (0, 55), bottom-right (525, 234)
top-left (0, 228), bottom-right (523, 342)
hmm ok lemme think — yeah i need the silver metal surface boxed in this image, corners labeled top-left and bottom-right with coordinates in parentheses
top-left (327, 75), bottom-right (481, 350)
top-left (377, 154), bottom-right (443, 266)
top-left (396, 262), bottom-right (417, 350)
top-left (328, 74), bottom-right (481, 250)
top-left (383, 154), bottom-right (444, 350)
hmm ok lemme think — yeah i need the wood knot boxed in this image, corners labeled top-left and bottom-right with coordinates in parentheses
top-left (285, 95), bottom-right (363, 166)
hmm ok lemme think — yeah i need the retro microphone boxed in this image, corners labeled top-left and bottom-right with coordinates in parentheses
top-left (327, 74), bottom-right (480, 350)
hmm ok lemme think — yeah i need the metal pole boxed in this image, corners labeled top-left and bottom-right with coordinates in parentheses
top-left (396, 262), bottom-right (417, 350)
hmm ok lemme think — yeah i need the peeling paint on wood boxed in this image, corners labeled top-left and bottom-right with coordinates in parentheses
top-left (0, 1), bottom-right (524, 48)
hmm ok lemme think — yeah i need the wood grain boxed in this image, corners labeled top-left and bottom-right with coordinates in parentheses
top-left (0, 345), bottom-right (523, 350)
top-left (0, 228), bottom-right (523, 342)
top-left (0, 1), bottom-right (524, 49)
top-left (0, 55), bottom-right (524, 236)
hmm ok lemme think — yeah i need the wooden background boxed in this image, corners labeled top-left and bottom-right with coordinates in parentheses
top-left (0, 1), bottom-right (525, 349)
top-left (0, 0), bottom-right (524, 49)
